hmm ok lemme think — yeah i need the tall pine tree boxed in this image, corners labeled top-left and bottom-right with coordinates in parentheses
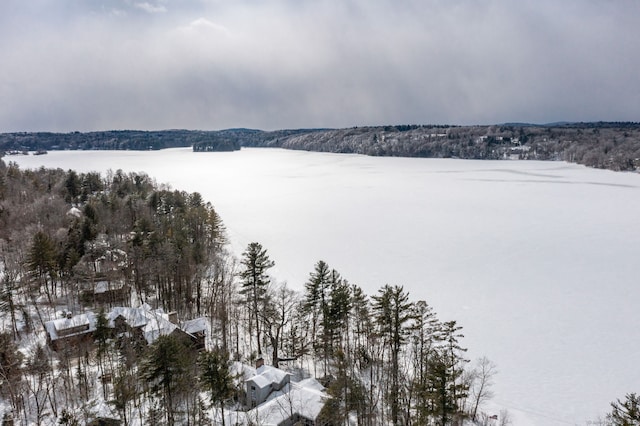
top-left (199, 348), bottom-right (234, 426)
top-left (239, 242), bottom-right (274, 355)
top-left (304, 260), bottom-right (331, 375)
top-left (425, 320), bottom-right (469, 425)
top-left (372, 284), bottom-right (412, 425)
top-left (142, 335), bottom-right (193, 426)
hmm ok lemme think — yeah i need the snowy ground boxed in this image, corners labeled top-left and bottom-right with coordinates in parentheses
top-left (11, 147), bottom-right (640, 425)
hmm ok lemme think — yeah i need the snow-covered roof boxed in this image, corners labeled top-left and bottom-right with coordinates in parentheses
top-left (108, 306), bottom-right (150, 329)
top-left (142, 316), bottom-right (178, 344)
top-left (182, 317), bottom-right (207, 334)
top-left (229, 378), bottom-right (328, 425)
top-left (249, 365), bottom-right (291, 389)
top-left (296, 377), bottom-right (325, 392)
top-left (94, 280), bottom-right (126, 294)
top-left (43, 303), bottom-right (206, 351)
top-left (44, 312), bottom-right (97, 341)
top-left (107, 304), bottom-right (178, 344)
top-left (66, 207), bottom-right (82, 218)
top-left (231, 361), bottom-right (257, 382)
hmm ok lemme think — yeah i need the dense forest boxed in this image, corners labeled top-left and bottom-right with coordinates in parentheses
top-left (0, 159), bottom-right (637, 425)
top-left (2, 122), bottom-right (640, 172)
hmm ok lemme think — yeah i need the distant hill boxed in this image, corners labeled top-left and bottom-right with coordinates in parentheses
top-left (2, 122), bottom-right (639, 172)
top-left (245, 123), bottom-right (640, 171)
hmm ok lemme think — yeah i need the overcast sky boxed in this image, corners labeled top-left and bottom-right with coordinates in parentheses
top-left (1, 0), bottom-right (638, 132)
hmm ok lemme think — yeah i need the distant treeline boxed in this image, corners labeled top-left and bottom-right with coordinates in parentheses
top-left (0, 129), bottom-right (325, 152)
top-left (0, 130), bottom-right (200, 151)
top-left (2, 122), bottom-right (640, 171)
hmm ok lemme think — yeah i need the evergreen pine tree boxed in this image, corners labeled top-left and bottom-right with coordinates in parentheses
top-left (93, 309), bottom-right (110, 398)
top-left (26, 230), bottom-right (58, 304)
top-left (410, 300), bottom-right (441, 424)
top-left (303, 260), bottom-right (330, 375)
top-left (350, 284), bottom-right (372, 360)
top-left (425, 321), bottom-right (469, 425)
top-left (372, 284), bottom-right (412, 426)
top-left (328, 271), bottom-right (351, 349)
top-left (320, 268), bottom-right (346, 371)
top-left (142, 335), bottom-right (192, 426)
top-left (198, 348), bottom-right (234, 426)
top-left (608, 393), bottom-right (640, 426)
top-left (0, 332), bottom-right (23, 412)
top-left (238, 242), bottom-right (274, 355)
top-left (441, 320), bottom-right (469, 412)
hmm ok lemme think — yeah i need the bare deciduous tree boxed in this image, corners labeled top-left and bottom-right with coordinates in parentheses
top-left (469, 356), bottom-right (497, 421)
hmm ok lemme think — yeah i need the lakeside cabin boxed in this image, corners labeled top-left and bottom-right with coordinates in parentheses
top-left (227, 356), bottom-right (329, 425)
top-left (44, 312), bottom-right (97, 352)
top-left (44, 305), bottom-right (207, 352)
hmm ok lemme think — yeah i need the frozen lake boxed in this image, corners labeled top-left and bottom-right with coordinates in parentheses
top-left (11, 147), bottom-right (640, 425)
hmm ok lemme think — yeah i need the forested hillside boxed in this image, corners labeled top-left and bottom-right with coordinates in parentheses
top-left (2, 122), bottom-right (640, 172)
top-left (0, 129), bottom-right (323, 153)
top-left (260, 123), bottom-right (640, 172)
top-left (0, 159), bottom-right (506, 425)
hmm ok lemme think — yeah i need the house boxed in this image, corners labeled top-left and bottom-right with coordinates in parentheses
top-left (251, 378), bottom-right (328, 426)
top-left (245, 358), bottom-right (291, 407)
top-left (44, 312), bottom-right (97, 351)
top-left (228, 358), bottom-right (329, 425)
top-left (228, 370), bottom-right (328, 426)
top-left (44, 304), bottom-right (208, 353)
top-left (107, 304), bottom-right (206, 349)
top-left (182, 317), bottom-right (207, 350)
top-left (91, 280), bottom-right (130, 305)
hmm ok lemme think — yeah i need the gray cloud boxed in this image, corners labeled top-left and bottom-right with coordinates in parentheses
top-left (1, 0), bottom-right (639, 131)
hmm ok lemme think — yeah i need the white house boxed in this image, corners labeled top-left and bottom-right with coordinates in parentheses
top-left (246, 362), bottom-right (291, 408)
top-left (228, 359), bottom-right (329, 426)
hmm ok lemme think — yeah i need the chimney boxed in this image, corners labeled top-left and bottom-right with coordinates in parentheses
top-left (255, 354), bottom-right (264, 369)
top-left (168, 311), bottom-right (178, 325)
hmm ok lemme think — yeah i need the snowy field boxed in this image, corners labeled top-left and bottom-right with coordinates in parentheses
top-left (11, 147), bottom-right (640, 425)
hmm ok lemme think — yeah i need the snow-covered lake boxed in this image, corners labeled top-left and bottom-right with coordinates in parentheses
top-left (10, 148), bottom-right (640, 425)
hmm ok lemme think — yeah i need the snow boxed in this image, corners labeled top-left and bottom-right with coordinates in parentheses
top-left (11, 147), bottom-right (640, 425)
top-left (93, 400), bottom-right (119, 421)
top-left (44, 312), bottom-right (96, 341)
top-left (66, 207), bottom-right (82, 218)
top-left (182, 317), bottom-right (207, 334)
top-left (250, 365), bottom-right (290, 389)
top-left (296, 377), bottom-right (325, 392)
top-left (107, 304), bottom-right (178, 344)
top-left (248, 381), bottom-right (327, 425)
top-left (231, 361), bottom-right (258, 381)
top-left (108, 306), bottom-right (153, 329)
top-left (228, 375), bottom-right (328, 425)
top-left (94, 280), bottom-right (126, 294)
